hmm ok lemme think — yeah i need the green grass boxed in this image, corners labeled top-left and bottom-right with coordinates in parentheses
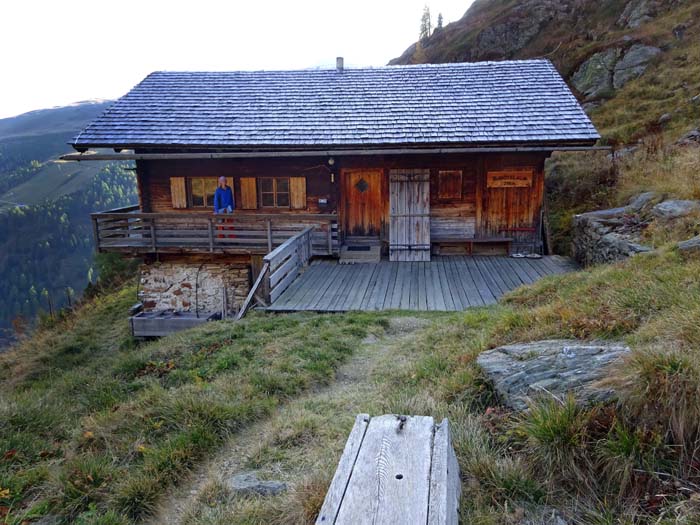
top-left (174, 247), bottom-right (700, 524)
top-left (0, 287), bottom-right (387, 523)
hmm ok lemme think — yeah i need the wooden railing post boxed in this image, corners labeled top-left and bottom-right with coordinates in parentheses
top-left (91, 216), bottom-right (101, 253)
top-left (208, 217), bottom-right (214, 252)
top-left (266, 219), bottom-right (273, 252)
top-left (149, 219), bottom-right (157, 252)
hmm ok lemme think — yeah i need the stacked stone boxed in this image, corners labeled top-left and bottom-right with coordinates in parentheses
top-left (139, 262), bottom-right (250, 315)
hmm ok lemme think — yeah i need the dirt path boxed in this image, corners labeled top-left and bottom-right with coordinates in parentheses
top-left (150, 316), bottom-right (431, 524)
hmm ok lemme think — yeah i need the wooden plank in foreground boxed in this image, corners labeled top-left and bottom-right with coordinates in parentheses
top-left (317, 414), bottom-right (460, 525)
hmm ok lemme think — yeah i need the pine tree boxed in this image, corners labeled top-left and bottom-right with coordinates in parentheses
top-left (419, 5), bottom-right (431, 41)
top-left (437, 13), bottom-right (443, 30)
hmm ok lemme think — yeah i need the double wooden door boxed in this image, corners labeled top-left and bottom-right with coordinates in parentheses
top-left (389, 169), bottom-right (431, 261)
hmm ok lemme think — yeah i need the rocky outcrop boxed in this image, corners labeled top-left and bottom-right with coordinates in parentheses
top-left (617, 0), bottom-right (660, 29)
top-left (612, 44), bottom-right (662, 89)
top-left (675, 128), bottom-right (700, 146)
top-left (678, 235), bottom-right (700, 257)
top-left (651, 199), bottom-right (700, 219)
top-left (471, 0), bottom-right (565, 59)
top-left (227, 471), bottom-right (287, 496)
top-left (477, 340), bottom-right (630, 411)
top-left (571, 48), bottom-right (620, 99)
top-left (572, 193), bottom-right (656, 265)
top-left (572, 44), bottom-right (661, 100)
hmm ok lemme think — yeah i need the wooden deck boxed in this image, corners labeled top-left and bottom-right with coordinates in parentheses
top-left (266, 255), bottom-right (577, 312)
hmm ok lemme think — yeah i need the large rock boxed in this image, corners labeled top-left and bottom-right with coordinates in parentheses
top-left (571, 48), bottom-right (620, 99)
top-left (613, 44), bottom-right (662, 89)
top-left (617, 0), bottom-right (660, 28)
top-left (678, 235), bottom-right (700, 257)
top-left (652, 200), bottom-right (700, 219)
top-left (477, 340), bottom-right (631, 411)
top-left (676, 128), bottom-right (700, 146)
top-left (227, 471), bottom-right (287, 496)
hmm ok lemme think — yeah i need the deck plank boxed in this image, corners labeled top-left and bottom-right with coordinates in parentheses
top-left (266, 256), bottom-right (576, 313)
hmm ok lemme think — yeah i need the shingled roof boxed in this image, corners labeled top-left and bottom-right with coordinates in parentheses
top-left (72, 60), bottom-right (599, 151)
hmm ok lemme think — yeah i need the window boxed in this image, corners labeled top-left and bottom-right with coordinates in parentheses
top-left (437, 170), bottom-right (463, 200)
top-left (188, 178), bottom-right (218, 208)
top-left (260, 177), bottom-right (290, 208)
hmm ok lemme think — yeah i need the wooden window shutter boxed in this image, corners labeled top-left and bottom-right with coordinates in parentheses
top-left (240, 177), bottom-right (258, 209)
top-left (437, 170), bottom-right (463, 200)
top-left (290, 177), bottom-right (307, 210)
top-left (170, 177), bottom-right (187, 208)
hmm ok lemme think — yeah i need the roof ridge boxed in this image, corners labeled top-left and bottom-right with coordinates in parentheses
top-left (146, 59), bottom-right (553, 76)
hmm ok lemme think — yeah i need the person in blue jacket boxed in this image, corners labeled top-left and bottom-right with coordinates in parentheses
top-left (213, 176), bottom-right (235, 214)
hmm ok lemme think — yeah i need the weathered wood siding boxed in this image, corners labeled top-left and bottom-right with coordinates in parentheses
top-left (135, 152), bottom-right (547, 251)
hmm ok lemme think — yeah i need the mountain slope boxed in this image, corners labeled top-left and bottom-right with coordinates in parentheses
top-left (392, 0), bottom-right (700, 143)
top-left (0, 101), bottom-right (136, 346)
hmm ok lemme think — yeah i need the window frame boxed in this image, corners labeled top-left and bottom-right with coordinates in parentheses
top-left (259, 176), bottom-right (291, 209)
top-left (436, 170), bottom-right (463, 201)
top-left (187, 177), bottom-right (219, 209)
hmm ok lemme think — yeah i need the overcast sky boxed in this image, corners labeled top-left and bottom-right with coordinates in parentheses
top-left (0, 0), bottom-right (473, 119)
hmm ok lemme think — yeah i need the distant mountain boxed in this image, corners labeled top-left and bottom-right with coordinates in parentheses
top-left (0, 100), bottom-right (137, 347)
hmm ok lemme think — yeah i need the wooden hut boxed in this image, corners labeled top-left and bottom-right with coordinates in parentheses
top-left (67, 59), bottom-right (598, 317)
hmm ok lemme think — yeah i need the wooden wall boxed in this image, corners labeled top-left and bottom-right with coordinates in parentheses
top-left (136, 151), bottom-right (547, 249)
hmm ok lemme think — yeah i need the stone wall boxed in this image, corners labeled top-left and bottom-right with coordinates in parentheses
top-left (572, 193), bottom-right (654, 266)
top-left (139, 261), bottom-right (250, 316)
top-left (572, 211), bottom-right (652, 266)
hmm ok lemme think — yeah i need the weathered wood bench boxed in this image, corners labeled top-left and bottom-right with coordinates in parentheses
top-left (316, 414), bottom-right (460, 525)
top-left (432, 236), bottom-right (513, 255)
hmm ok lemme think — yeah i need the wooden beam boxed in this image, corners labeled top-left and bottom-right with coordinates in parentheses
top-left (60, 145), bottom-right (610, 162)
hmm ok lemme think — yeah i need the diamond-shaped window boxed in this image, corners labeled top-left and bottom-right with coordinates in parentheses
top-left (355, 178), bottom-right (369, 193)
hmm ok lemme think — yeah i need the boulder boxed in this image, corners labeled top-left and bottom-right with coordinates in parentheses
top-left (227, 471), bottom-right (287, 497)
top-left (627, 191), bottom-right (657, 210)
top-left (675, 128), bottom-right (700, 146)
top-left (613, 44), bottom-right (662, 89)
top-left (617, 0), bottom-right (659, 29)
top-left (677, 235), bottom-right (700, 257)
top-left (476, 340), bottom-right (630, 411)
top-left (652, 200), bottom-right (700, 219)
top-left (571, 48), bottom-right (620, 99)
top-left (658, 113), bottom-right (672, 125)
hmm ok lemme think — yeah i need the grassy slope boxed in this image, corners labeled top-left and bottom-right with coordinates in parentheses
top-left (180, 249), bottom-right (700, 524)
top-left (3, 246), bottom-right (700, 523)
top-left (0, 287), bottom-right (388, 523)
top-left (0, 161), bottom-right (111, 211)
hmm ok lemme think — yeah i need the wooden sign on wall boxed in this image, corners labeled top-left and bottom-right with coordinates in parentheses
top-left (486, 169), bottom-right (533, 188)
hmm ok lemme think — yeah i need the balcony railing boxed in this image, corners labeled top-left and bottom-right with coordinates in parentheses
top-left (91, 205), bottom-right (339, 256)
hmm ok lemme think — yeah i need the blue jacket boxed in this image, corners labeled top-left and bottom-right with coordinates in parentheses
top-left (213, 186), bottom-right (235, 212)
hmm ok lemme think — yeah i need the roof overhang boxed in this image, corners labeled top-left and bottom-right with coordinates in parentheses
top-left (62, 143), bottom-right (608, 161)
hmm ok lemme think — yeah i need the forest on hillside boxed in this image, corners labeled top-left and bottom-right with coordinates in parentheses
top-left (0, 163), bottom-right (136, 344)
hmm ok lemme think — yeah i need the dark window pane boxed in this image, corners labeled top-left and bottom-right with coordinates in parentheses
top-left (204, 179), bottom-right (217, 206)
top-left (261, 193), bottom-right (275, 207)
top-left (277, 192), bottom-right (289, 207)
top-left (276, 178), bottom-right (289, 192)
top-left (191, 179), bottom-right (205, 207)
top-left (260, 178), bottom-right (274, 193)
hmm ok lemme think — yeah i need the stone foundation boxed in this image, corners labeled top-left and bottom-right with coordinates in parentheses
top-left (139, 261), bottom-right (250, 316)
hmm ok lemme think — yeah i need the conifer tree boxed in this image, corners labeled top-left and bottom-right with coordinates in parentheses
top-left (420, 5), bottom-right (432, 41)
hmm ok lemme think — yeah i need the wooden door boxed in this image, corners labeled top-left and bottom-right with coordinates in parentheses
top-left (342, 169), bottom-right (383, 237)
top-left (482, 168), bottom-right (543, 253)
top-left (389, 169), bottom-right (431, 262)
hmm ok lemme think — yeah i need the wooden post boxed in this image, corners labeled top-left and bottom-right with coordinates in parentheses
top-left (149, 220), bottom-right (157, 252)
top-left (327, 222), bottom-right (333, 254)
top-left (208, 217), bottom-right (214, 252)
top-left (91, 216), bottom-right (101, 252)
top-left (266, 219), bottom-right (273, 252)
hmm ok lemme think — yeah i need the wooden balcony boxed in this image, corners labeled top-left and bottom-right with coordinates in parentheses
top-left (91, 205), bottom-right (339, 256)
